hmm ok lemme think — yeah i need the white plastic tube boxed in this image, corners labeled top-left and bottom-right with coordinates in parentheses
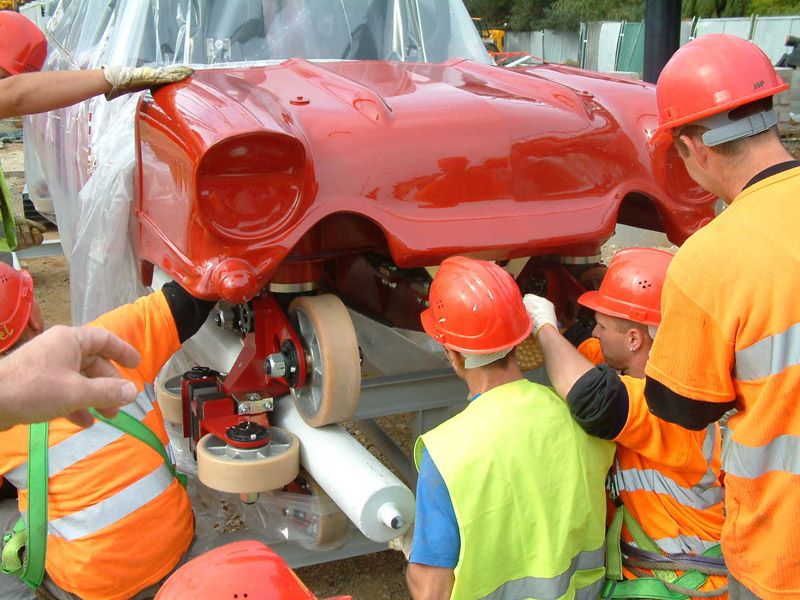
top-left (273, 399), bottom-right (416, 543)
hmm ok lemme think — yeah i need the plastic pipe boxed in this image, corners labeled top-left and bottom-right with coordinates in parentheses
top-left (273, 399), bottom-right (416, 543)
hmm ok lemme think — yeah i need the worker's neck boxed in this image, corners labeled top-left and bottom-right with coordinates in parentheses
top-left (464, 363), bottom-right (524, 397)
top-left (720, 136), bottom-right (795, 203)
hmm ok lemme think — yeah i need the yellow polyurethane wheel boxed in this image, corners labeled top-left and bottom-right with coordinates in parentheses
top-left (196, 427), bottom-right (300, 494)
top-left (156, 374), bottom-right (184, 425)
top-left (289, 294), bottom-right (361, 427)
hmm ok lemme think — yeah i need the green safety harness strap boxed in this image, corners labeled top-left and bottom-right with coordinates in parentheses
top-left (88, 408), bottom-right (187, 488)
top-left (1, 409), bottom-right (185, 588)
top-left (0, 166), bottom-right (18, 252)
top-left (603, 504), bottom-right (726, 600)
top-left (0, 422), bottom-right (49, 586)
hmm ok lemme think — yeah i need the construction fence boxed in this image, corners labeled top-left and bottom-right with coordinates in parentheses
top-left (506, 15), bottom-right (800, 74)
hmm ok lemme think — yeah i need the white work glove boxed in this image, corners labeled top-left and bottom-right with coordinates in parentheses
top-left (388, 522), bottom-right (414, 561)
top-left (103, 65), bottom-right (195, 100)
top-left (523, 294), bottom-right (558, 334)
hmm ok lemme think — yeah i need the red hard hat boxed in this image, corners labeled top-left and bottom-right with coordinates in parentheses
top-left (0, 11), bottom-right (47, 76)
top-left (421, 256), bottom-right (531, 354)
top-left (155, 541), bottom-right (320, 600)
top-left (0, 263), bottom-right (34, 353)
top-left (578, 248), bottom-right (672, 327)
top-left (652, 34), bottom-right (787, 145)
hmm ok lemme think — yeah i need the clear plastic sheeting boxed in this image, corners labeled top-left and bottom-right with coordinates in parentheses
top-left (24, 0), bottom-right (489, 324)
top-left (239, 487), bottom-right (351, 551)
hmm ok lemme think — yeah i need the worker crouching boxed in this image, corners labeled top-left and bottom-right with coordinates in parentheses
top-left (0, 262), bottom-right (214, 599)
top-left (525, 248), bottom-right (727, 599)
top-left (406, 256), bottom-right (614, 600)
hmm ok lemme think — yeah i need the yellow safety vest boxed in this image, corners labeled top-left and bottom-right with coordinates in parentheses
top-left (415, 379), bottom-right (614, 599)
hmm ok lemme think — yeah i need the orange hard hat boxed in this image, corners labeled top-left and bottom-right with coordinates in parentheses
top-left (421, 256), bottom-right (531, 354)
top-left (651, 34), bottom-right (787, 147)
top-left (155, 541), bottom-right (323, 600)
top-left (0, 262), bottom-right (34, 353)
top-left (0, 11), bottom-right (47, 76)
top-left (578, 248), bottom-right (672, 327)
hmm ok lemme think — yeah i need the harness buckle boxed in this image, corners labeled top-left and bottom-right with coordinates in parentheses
top-left (1, 517), bottom-right (27, 575)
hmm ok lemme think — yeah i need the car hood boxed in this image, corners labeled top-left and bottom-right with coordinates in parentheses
top-left (137, 58), bottom-right (707, 301)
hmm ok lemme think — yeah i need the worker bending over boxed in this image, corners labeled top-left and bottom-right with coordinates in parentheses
top-left (407, 256), bottom-right (614, 600)
top-left (644, 34), bottom-right (800, 600)
top-left (525, 248), bottom-right (727, 599)
top-left (0, 261), bottom-right (214, 599)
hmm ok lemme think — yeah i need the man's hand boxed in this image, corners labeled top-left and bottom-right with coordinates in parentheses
top-left (523, 293), bottom-right (558, 334)
top-left (103, 65), bottom-right (194, 100)
top-left (0, 325), bottom-right (140, 430)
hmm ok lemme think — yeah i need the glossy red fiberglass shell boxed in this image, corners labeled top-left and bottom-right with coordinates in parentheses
top-left (133, 58), bottom-right (713, 303)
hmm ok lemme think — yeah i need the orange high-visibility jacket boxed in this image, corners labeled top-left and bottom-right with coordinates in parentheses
top-left (577, 339), bottom-right (726, 597)
top-left (0, 291), bottom-right (193, 600)
top-left (648, 167), bottom-right (800, 599)
top-left (612, 376), bottom-right (726, 596)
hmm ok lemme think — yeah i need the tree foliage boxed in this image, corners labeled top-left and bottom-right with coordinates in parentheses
top-left (749, 0), bottom-right (800, 13)
top-left (465, 0), bottom-right (800, 31)
top-left (682, 0), bottom-right (750, 17)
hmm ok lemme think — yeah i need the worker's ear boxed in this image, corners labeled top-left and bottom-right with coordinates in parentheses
top-left (444, 347), bottom-right (466, 374)
top-left (627, 328), bottom-right (644, 353)
top-left (677, 131), bottom-right (711, 169)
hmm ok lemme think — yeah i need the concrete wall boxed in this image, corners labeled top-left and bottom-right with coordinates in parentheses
top-left (505, 29), bottom-right (580, 64)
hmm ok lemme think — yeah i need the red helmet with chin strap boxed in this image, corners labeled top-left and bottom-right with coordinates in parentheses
top-left (651, 34), bottom-right (787, 147)
top-left (421, 256), bottom-right (531, 354)
top-left (0, 262), bottom-right (34, 353)
top-left (578, 248), bottom-right (672, 327)
top-left (0, 11), bottom-right (47, 76)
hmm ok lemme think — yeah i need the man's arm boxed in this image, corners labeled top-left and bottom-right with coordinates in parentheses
top-left (644, 377), bottom-right (735, 431)
top-left (162, 281), bottom-right (217, 344)
top-left (408, 449), bottom-right (459, 600)
top-left (536, 324), bottom-right (595, 399)
top-left (524, 294), bottom-right (629, 439)
top-left (407, 564), bottom-right (454, 600)
top-left (0, 70), bottom-right (109, 118)
top-left (0, 65), bottom-right (193, 119)
top-left (645, 264), bottom-right (736, 430)
top-left (0, 325), bottom-right (140, 430)
top-left (523, 294), bottom-right (595, 398)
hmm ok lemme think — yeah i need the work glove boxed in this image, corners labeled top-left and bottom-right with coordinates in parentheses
top-left (103, 65), bottom-right (195, 101)
top-left (523, 293), bottom-right (558, 334)
top-left (13, 216), bottom-right (46, 250)
top-left (388, 522), bottom-right (414, 561)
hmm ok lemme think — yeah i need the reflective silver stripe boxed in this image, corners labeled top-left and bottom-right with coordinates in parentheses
top-left (615, 424), bottom-right (722, 512)
top-left (722, 434), bottom-right (800, 479)
top-left (480, 547), bottom-right (604, 600)
top-left (47, 463), bottom-right (174, 541)
top-left (734, 322), bottom-right (800, 381)
top-left (697, 424), bottom-right (721, 490)
top-left (614, 467), bottom-right (723, 511)
top-left (631, 535), bottom-right (720, 556)
top-left (5, 388), bottom-right (155, 489)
